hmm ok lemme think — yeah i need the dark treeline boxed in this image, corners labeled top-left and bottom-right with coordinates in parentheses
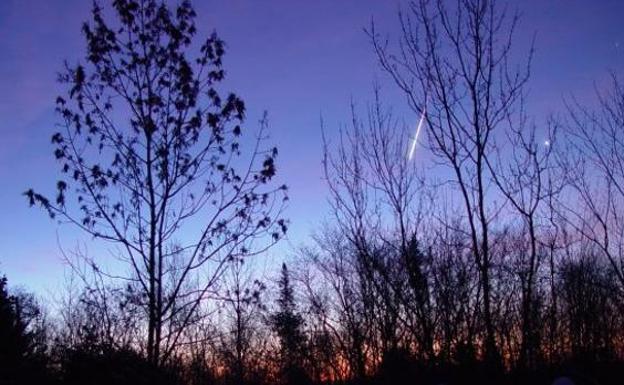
top-left (4, 0), bottom-right (624, 384)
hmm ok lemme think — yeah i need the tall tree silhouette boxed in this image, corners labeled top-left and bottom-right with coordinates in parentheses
top-left (271, 264), bottom-right (309, 385)
top-left (24, 0), bottom-right (287, 366)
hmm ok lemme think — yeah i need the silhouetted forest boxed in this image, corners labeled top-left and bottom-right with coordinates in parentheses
top-left (4, 0), bottom-right (624, 384)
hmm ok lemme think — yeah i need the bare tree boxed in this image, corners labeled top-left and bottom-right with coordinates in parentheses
top-left (217, 259), bottom-right (267, 385)
top-left (558, 250), bottom-right (620, 361)
top-left (369, 0), bottom-right (532, 365)
top-left (321, 88), bottom-right (435, 365)
top-left (428, 215), bottom-right (480, 365)
top-left (301, 227), bottom-right (370, 382)
top-left (559, 74), bottom-right (624, 302)
top-left (487, 119), bottom-right (559, 369)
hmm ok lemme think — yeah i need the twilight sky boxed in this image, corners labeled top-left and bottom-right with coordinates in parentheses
top-left (0, 0), bottom-right (622, 296)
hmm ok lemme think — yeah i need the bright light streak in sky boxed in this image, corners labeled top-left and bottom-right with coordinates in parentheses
top-left (408, 107), bottom-right (426, 160)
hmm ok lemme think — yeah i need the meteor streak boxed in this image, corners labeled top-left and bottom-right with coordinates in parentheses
top-left (408, 106), bottom-right (426, 160)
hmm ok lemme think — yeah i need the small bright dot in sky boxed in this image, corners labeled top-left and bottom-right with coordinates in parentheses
top-left (544, 140), bottom-right (550, 147)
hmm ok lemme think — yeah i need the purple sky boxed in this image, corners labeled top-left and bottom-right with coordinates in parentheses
top-left (0, 0), bottom-right (622, 296)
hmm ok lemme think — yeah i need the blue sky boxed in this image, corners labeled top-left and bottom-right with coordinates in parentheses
top-left (0, 0), bottom-right (622, 296)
